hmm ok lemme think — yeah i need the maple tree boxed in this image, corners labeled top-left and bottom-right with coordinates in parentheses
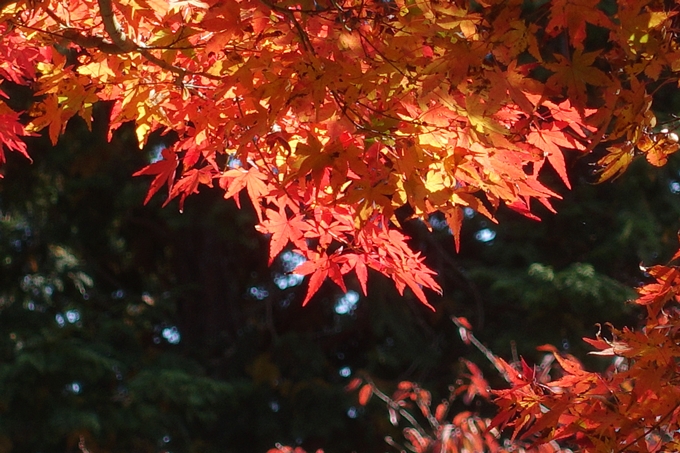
top-left (3, 0), bottom-right (680, 451)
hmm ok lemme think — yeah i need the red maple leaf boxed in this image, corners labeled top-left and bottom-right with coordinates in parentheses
top-left (294, 252), bottom-right (347, 306)
top-left (338, 253), bottom-right (369, 296)
top-left (0, 108), bottom-right (33, 166)
top-left (303, 207), bottom-right (354, 248)
top-left (460, 359), bottom-right (492, 404)
top-left (133, 148), bottom-right (179, 204)
top-left (527, 123), bottom-right (585, 189)
top-left (165, 166), bottom-right (214, 212)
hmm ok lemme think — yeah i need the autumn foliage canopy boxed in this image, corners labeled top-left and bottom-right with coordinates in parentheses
top-left (3, 0), bottom-right (680, 450)
top-left (3, 0), bottom-right (680, 306)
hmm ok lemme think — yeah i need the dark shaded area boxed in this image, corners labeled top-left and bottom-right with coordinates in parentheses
top-left (2, 100), bottom-right (680, 453)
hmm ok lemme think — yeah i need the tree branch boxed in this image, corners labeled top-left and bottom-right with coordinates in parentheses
top-left (259, 0), bottom-right (315, 54)
top-left (61, 29), bottom-right (129, 54)
top-left (95, 0), bottom-right (220, 80)
top-left (97, 0), bottom-right (136, 52)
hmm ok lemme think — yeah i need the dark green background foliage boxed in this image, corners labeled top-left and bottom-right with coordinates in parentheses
top-left (1, 93), bottom-right (680, 452)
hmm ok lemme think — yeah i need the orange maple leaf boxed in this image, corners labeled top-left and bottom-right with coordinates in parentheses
top-left (545, 50), bottom-right (610, 108)
top-left (255, 207), bottom-right (309, 265)
top-left (546, 0), bottom-right (613, 49)
top-left (220, 167), bottom-right (270, 222)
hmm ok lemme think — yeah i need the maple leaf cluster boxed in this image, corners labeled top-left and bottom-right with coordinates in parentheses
top-left (336, 277), bottom-right (680, 453)
top-left (274, 373), bottom-right (571, 453)
top-left (481, 245), bottom-right (680, 452)
top-left (1, 0), bottom-right (679, 305)
top-left (273, 264), bottom-right (680, 453)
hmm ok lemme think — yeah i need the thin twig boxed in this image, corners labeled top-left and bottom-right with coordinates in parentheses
top-left (451, 316), bottom-right (512, 384)
top-left (363, 375), bottom-right (429, 437)
top-left (260, 0), bottom-right (315, 54)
